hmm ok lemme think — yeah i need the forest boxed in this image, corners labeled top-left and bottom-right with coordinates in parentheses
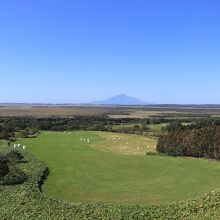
top-left (157, 119), bottom-right (220, 159)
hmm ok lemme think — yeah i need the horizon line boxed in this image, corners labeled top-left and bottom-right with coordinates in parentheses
top-left (1, 102), bottom-right (220, 106)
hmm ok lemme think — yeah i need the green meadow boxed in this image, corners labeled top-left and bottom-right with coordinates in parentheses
top-left (17, 131), bottom-right (220, 204)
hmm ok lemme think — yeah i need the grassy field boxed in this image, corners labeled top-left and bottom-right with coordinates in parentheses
top-left (90, 131), bottom-right (157, 155)
top-left (16, 131), bottom-right (220, 204)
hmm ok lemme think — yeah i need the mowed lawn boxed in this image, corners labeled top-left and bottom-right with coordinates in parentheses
top-left (17, 131), bottom-right (220, 204)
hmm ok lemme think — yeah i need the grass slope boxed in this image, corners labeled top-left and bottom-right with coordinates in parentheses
top-left (16, 131), bottom-right (220, 204)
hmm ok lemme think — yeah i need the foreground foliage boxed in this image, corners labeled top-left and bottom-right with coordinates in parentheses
top-left (1, 148), bottom-right (220, 219)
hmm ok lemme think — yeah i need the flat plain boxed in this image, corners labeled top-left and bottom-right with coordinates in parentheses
top-left (2, 105), bottom-right (220, 118)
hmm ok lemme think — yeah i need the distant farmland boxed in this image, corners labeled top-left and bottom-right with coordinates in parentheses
top-left (0, 106), bottom-right (128, 117)
top-left (1, 105), bottom-right (220, 118)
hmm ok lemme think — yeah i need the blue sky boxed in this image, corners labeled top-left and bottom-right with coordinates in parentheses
top-left (0, 0), bottom-right (220, 104)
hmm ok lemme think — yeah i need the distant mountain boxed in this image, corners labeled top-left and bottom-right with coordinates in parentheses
top-left (92, 94), bottom-right (148, 106)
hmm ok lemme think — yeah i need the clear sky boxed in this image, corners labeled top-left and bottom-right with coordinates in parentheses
top-left (0, 0), bottom-right (220, 104)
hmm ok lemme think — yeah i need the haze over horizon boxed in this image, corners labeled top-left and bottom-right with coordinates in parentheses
top-left (1, 1), bottom-right (220, 104)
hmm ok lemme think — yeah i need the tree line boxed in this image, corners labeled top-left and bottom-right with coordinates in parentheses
top-left (0, 116), bottom-right (175, 141)
top-left (157, 119), bottom-right (220, 159)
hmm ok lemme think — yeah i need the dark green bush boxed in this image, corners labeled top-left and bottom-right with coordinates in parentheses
top-left (146, 152), bottom-right (157, 156)
top-left (6, 150), bottom-right (24, 162)
top-left (2, 165), bottom-right (27, 185)
top-left (0, 151), bottom-right (27, 185)
top-left (0, 155), bottom-right (9, 179)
